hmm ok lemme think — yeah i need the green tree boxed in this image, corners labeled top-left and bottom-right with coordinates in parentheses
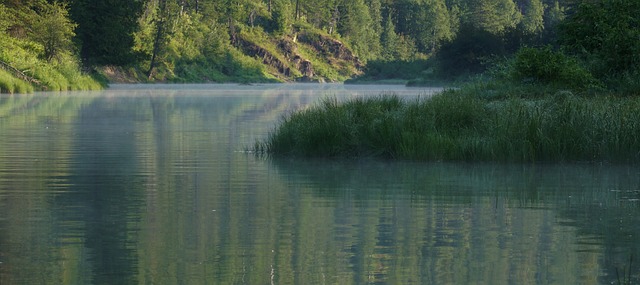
top-left (336, 0), bottom-right (378, 61)
top-left (380, 13), bottom-right (417, 61)
top-left (544, 0), bottom-right (565, 29)
top-left (70, 0), bottom-right (144, 65)
top-left (417, 0), bottom-right (454, 53)
top-left (469, 0), bottom-right (522, 34)
top-left (560, 0), bottom-right (640, 76)
top-left (299, 0), bottom-right (338, 33)
top-left (390, 0), bottom-right (455, 54)
top-left (144, 0), bottom-right (180, 79)
top-left (380, 13), bottom-right (398, 60)
top-left (436, 24), bottom-right (506, 78)
top-left (519, 0), bottom-right (544, 34)
top-left (366, 0), bottom-right (383, 38)
top-left (30, 2), bottom-right (77, 62)
top-left (261, 0), bottom-right (292, 34)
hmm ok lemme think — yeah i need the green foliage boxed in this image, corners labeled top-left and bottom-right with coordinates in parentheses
top-left (0, 4), bottom-right (10, 33)
top-left (295, 43), bottom-right (340, 81)
top-left (222, 48), bottom-right (273, 82)
top-left (604, 70), bottom-right (640, 97)
top-left (468, 0), bottom-right (522, 35)
top-left (29, 2), bottom-right (77, 62)
top-left (0, 69), bottom-right (34, 93)
top-left (435, 25), bottom-right (506, 79)
top-left (336, 0), bottom-right (379, 61)
top-left (395, 0), bottom-right (455, 53)
top-left (70, 0), bottom-right (144, 65)
top-left (353, 59), bottom-right (432, 81)
top-left (268, 0), bottom-right (292, 35)
top-left (511, 46), bottom-right (598, 90)
top-left (560, 0), bottom-right (640, 77)
top-left (8, 0), bottom-right (619, 85)
top-left (0, 28), bottom-right (102, 93)
top-left (379, 15), bottom-right (419, 61)
top-left (544, 1), bottom-right (565, 29)
top-left (519, 0), bottom-right (544, 34)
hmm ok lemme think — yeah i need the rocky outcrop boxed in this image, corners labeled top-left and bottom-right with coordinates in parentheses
top-left (296, 32), bottom-right (363, 69)
top-left (236, 36), bottom-right (292, 79)
top-left (236, 30), bottom-right (362, 82)
top-left (277, 39), bottom-right (314, 80)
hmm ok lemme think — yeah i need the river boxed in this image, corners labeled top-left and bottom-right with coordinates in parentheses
top-left (0, 84), bottom-right (638, 284)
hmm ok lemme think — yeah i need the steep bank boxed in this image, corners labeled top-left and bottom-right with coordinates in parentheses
top-left (236, 28), bottom-right (362, 82)
top-left (97, 26), bottom-right (364, 84)
top-left (0, 36), bottom-right (104, 93)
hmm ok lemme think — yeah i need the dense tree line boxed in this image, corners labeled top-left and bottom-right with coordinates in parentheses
top-left (1, 0), bottom-right (638, 83)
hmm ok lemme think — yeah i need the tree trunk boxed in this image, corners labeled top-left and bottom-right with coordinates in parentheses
top-left (229, 15), bottom-right (236, 45)
top-left (147, 19), bottom-right (164, 79)
top-left (147, 0), bottom-right (167, 79)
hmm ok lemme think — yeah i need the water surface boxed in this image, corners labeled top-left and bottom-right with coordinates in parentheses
top-left (0, 84), bottom-right (639, 284)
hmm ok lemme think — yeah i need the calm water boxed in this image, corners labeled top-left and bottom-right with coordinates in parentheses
top-left (0, 84), bottom-right (639, 285)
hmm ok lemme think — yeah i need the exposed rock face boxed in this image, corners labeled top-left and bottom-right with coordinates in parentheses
top-left (298, 59), bottom-right (313, 78)
top-left (236, 30), bottom-right (362, 82)
top-left (236, 36), bottom-right (291, 79)
top-left (297, 32), bottom-right (363, 70)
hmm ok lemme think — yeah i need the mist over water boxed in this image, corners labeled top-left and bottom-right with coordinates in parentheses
top-left (0, 84), bottom-right (638, 284)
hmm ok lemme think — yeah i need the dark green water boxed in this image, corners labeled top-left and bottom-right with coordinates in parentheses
top-left (0, 84), bottom-right (638, 285)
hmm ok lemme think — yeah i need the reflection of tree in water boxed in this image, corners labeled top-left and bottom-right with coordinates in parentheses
top-left (54, 98), bottom-right (146, 285)
top-left (271, 159), bottom-right (640, 284)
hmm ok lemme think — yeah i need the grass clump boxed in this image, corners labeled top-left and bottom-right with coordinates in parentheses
top-left (257, 95), bottom-right (406, 158)
top-left (256, 89), bottom-right (640, 163)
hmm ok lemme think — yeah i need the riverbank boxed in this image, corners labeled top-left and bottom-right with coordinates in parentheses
top-left (255, 84), bottom-right (640, 163)
top-left (0, 36), bottom-right (105, 93)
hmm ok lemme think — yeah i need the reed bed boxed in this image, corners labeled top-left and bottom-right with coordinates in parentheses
top-left (255, 89), bottom-right (640, 162)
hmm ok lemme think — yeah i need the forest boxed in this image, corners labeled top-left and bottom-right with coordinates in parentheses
top-left (0, 0), bottom-right (638, 91)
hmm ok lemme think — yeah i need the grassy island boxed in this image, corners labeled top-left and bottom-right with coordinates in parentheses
top-left (255, 87), bottom-right (640, 162)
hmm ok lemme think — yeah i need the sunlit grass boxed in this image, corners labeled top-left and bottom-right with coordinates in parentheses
top-left (0, 69), bottom-right (35, 93)
top-left (0, 36), bottom-right (104, 93)
top-left (256, 88), bottom-right (640, 163)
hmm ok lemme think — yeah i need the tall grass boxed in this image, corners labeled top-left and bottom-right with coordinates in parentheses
top-left (256, 89), bottom-right (640, 163)
top-left (0, 69), bottom-right (35, 93)
top-left (0, 35), bottom-right (103, 93)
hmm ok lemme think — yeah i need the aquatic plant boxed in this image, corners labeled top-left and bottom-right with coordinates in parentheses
top-left (256, 89), bottom-right (640, 163)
